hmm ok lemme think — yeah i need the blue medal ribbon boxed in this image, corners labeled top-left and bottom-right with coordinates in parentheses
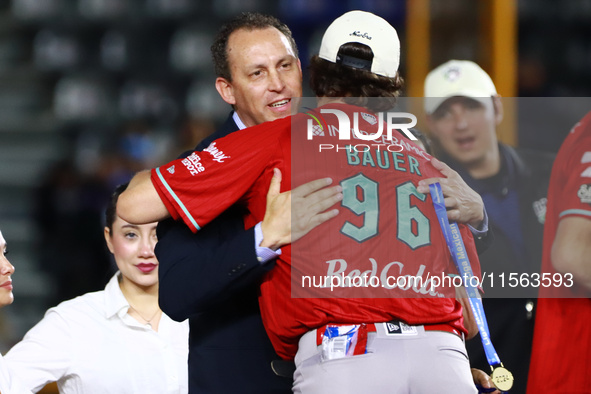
top-left (429, 182), bottom-right (502, 367)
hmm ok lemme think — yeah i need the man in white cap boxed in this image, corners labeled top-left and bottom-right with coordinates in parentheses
top-left (120, 12), bottom-right (483, 393)
top-left (424, 60), bottom-right (554, 393)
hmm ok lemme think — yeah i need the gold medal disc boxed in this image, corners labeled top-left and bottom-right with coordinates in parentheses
top-left (490, 366), bottom-right (514, 391)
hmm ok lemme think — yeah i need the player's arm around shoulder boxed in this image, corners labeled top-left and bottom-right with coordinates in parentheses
top-left (118, 170), bottom-right (170, 224)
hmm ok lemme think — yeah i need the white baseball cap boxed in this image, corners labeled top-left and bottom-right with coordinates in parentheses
top-left (318, 10), bottom-right (400, 78)
top-left (424, 60), bottom-right (497, 114)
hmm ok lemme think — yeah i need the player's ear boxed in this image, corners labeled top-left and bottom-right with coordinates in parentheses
top-left (104, 227), bottom-right (115, 254)
top-left (215, 77), bottom-right (237, 106)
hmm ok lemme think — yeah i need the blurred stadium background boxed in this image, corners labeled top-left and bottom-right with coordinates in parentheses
top-left (1, 0), bottom-right (591, 374)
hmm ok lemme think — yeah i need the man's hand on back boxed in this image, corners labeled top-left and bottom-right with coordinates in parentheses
top-left (417, 158), bottom-right (485, 229)
top-left (260, 168), bottom-right (342, 250)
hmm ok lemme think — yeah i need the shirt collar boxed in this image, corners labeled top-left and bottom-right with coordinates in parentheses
top-left (232, 111), bottom-right (247, 130)
top-left (103, 271), bottom-right (131, 319)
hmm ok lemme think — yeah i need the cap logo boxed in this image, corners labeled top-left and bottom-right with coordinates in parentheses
top-left (444, 66), bottom-right (461, 82)
top-left (578, 184), bottom-right (591, 203)
top-left (349, 31), bottom-right (372, 40)
top-left (361, 112), bottom-right (377, 125)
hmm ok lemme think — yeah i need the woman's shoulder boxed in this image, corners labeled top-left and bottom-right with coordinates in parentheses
top-left (45, 288), bottom-right (108, 321)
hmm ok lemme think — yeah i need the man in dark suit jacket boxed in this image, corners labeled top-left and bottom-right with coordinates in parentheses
top-left (157, 116), bottom-right (291, 394)
top-left (156, 13), bottom-right (336, 393)
top-left (155, 14), bottom-right (494, 394)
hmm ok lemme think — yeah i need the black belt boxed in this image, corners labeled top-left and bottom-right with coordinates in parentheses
top-left (271, 360), bottom-right (296, 378)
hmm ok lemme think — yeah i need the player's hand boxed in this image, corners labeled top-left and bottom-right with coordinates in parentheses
top-left (416, 157), bottom-right (484, 229)
top-left (472, 368), bottom-right (501, 393)
top-left (260, 168), bottom-right (342, 250)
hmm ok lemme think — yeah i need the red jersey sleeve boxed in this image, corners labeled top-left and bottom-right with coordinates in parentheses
top-left (557, 116), bottom-right (591, 220)
top-left (150, 118), bottom-right (289, 232)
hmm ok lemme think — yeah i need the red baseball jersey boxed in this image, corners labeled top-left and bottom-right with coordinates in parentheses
top-left (152, 103), bottom-right (482, 360)
top-left (528, 112), bottom-right (591, 392)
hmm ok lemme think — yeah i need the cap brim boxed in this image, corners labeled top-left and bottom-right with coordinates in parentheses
top-left (424, 92), bottom-right (493, 114)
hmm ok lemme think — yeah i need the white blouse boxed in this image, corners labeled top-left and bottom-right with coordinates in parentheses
top-left (4, 273), bottom-right (189, 393)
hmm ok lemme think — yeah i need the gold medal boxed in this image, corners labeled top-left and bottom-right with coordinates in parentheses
top-left (490, 366), bottom-right (514, 391)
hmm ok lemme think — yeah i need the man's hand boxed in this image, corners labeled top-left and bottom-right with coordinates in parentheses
top-left (472, 368), bottom-right (501, 393)
top-left (260, 169), bottom-right (342, 250)
top-left (417, 157), bottom-right (484, 228)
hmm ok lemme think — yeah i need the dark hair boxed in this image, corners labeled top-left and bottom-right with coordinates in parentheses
top-left (309, 43), bottom-right (404, 112)
top-left (105, 183), bottom-right (129, 233)
top-left (211, 12), bottom-right (298, 81)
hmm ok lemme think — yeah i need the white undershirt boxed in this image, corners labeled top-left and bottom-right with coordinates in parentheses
top-left (232, 111), bottom-right (282, 264)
